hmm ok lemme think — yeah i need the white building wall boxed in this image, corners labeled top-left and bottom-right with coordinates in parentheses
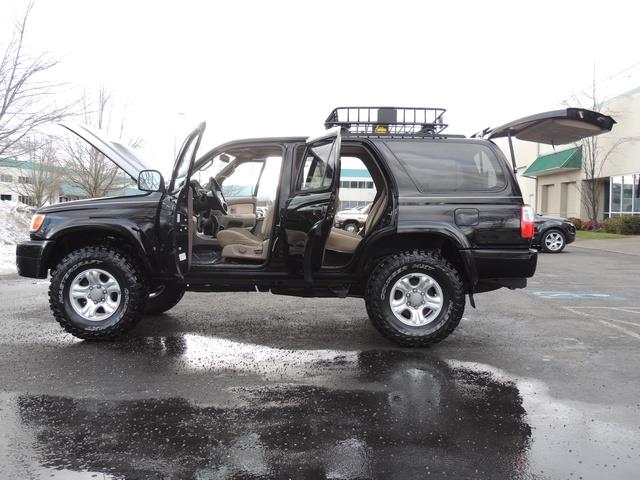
top-left (495, 86), bottom-right (640, 220)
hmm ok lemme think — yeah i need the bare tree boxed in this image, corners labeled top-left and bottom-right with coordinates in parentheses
top-left (61, 88), bottom-right (141, 198)
top-left (566, 68), bottom-right (637, 227)
top-left (10, 136), bottom-right (61, 208)
top-left (0, 1), bottom-right (72, 157)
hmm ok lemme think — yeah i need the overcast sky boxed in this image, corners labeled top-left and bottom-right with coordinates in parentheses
top-left (3, 0), bottom-right (640, 173)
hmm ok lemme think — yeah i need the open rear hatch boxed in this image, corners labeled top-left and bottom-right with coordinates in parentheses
top-left (486, 108), bottom-right (615, 145)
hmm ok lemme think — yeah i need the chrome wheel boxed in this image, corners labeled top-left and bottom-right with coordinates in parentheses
top-left (69, 268), bottom-right (121, 321)
top-left (544, 231), bottom-right (564, 252)
top-left (389, 272), bottom-right (444, 327)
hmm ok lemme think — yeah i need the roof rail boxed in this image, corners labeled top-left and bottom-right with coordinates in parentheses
top-left (325, 107), bottom-right (448, 136)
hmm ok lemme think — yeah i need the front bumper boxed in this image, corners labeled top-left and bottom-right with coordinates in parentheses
top-left (16, 240), bottom-right (54, 278)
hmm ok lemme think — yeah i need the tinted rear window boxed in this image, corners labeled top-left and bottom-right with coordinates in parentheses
top-left (386, 140), bottom-right (507, 193)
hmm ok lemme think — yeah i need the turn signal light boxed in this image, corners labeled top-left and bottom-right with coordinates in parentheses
top-left (29, 214), bottom-right (46, 232)
top-left (521, 205), bottom-right (535, 239)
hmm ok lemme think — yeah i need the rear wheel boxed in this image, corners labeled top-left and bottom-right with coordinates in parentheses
top-left (343, 222), bottom-right (359, 233)
top-left (541, 229), bottom-right (566, 253)
top-left (49, 246), bottom-right (148, 340)
top-left (145, 283), bottom-right (186, 314)
top-left (365, 250), bottom-right (465, 347)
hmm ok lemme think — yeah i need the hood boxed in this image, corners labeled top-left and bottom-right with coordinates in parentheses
top-left (60, 123), bottom-right (151, 180)
top-left (38, 193), bottom-right (153, 214)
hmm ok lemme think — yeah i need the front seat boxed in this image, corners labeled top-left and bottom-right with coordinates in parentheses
top-left (218, 206), bottom-right (274, 247)
top-left (325, 189), bottom-right (388, 254)
top-left (218, 206), bottom-right (275, 260)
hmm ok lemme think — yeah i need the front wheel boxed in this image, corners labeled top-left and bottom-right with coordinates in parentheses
top-left (541, 229), bottom-right (566, 253)
top-left (49, 246), bottom-right (148, 340)
top-left (145, 283), bottom-right (186, 314)
top-left (365, 250), bottom-right (465, 347)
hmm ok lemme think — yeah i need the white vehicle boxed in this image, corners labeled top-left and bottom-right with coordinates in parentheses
top-left (334, 204), bottom-right (371, 233)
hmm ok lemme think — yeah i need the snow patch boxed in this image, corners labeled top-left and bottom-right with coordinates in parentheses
top-left (0, 201), bottom-right (33, 274)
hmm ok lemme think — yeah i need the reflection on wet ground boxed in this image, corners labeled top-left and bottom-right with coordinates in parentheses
top-left (1, 329), bottom-right (639, 479)
top-left (3, 344), bottom-right (535, 479)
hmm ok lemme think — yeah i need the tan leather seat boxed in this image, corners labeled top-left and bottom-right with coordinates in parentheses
top-left (218, 206), bottom-right (274, 248)
top-left (325, 189), bottom-right (388, 254)
top-left (219, 206), bottom-right (274, 260)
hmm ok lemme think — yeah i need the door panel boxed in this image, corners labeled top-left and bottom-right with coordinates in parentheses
top-left (281, 128), bottom-right (341, 280)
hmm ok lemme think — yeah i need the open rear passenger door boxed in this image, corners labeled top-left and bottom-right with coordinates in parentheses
top-left (282, 127), bottom-right (341, 282)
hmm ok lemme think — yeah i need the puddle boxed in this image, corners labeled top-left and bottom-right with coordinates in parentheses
top-left (1, 346), bottom-right (638, 479)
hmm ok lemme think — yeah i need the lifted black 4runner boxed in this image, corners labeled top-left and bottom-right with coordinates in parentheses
top-left (16, 107), bottom-right (615, 346)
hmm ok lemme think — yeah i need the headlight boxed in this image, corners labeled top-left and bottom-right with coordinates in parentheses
top-left (29, 214), bottom-right (46, 232)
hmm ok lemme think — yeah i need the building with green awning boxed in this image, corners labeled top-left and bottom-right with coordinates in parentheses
top-left (522, 147), bottom-right (582, 178)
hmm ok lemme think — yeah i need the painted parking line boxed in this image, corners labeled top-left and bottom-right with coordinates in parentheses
top-left (564, 306), bottom-right (640, 341)
top-left (532, 291), bottom-right (620, 300)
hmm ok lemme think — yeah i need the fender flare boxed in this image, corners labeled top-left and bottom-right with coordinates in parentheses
top-left (47, 219), bottom-right (157, 275)
top-left (357, 223), bottom-right (479, 291)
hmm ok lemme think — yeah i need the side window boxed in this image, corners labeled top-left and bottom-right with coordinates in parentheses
top-left (386, 140), bottom-right (506, 193)
top-left (298, 140), bottom-right (335, 191)
top-left (221, 161), bottom-right (263, 197)
top-left (256, 156), bottom-right (283, 202)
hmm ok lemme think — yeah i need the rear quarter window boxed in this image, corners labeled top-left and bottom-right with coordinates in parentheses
top-left (385, 140), bottom-right (507, 193)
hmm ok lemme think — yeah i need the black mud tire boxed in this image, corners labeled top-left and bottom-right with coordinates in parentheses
top-left (365, 250), bottom-right (465, 347)
top-left (145, 283), bottom-right (186, 314)
top-left (48, 246), bottom-right (148, 340)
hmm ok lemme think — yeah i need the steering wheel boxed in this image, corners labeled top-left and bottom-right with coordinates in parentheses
top-left (207, 177), bottom-right (228, 215)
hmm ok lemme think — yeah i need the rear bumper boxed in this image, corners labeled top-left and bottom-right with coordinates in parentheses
top-left (471, 247), bottom-right (538, 284)
top-left (16, 240), bottom-right (54, 279)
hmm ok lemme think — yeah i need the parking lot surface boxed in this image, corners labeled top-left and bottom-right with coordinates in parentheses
top-left (0, 245), bottom-right (639, 479)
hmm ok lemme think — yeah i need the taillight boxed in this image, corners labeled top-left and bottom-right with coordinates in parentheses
top-left (521, 205), bottom-right (535, 239)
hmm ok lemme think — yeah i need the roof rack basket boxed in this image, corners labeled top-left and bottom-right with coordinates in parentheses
top-left (325, 107), bottom-right (448, 136)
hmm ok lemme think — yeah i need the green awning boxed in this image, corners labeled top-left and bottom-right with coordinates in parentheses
top-left (522, 146), bottom-right (582, 177)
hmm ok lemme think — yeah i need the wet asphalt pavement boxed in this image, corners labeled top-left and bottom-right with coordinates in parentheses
top-left (1, 246), bottom-right (639, 479)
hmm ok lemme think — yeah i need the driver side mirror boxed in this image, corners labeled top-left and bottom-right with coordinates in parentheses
top-left (138, 170), bottom-right (165, 192)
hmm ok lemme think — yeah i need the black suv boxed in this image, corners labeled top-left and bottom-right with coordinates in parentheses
top-left (16, 107), bottom-right (614, 346)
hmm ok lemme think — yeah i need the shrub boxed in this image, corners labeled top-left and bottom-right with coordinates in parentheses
top-left (567, 217), bottom-right (582, 230)
top-left (582, 220), bottom-right (603, 231)
top-left (603, 215), bottom-right (640, 235)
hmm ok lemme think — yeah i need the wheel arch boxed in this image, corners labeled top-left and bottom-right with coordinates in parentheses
top-left (46, 223), bottom-right (157, 278)
top-left (358, 229), bottom-right (478, 292)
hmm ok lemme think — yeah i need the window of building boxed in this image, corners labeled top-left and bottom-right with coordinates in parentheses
top-left (18, 176), bottom-right (32, 184)
top-left (608, 174), bottom-right (640, 216)
top-left (18, 195), bottom-right (35, 206)
top-left (0, 174), bottom-right (12, 183)
top-left (1, 194), bottom-right (12, 201)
